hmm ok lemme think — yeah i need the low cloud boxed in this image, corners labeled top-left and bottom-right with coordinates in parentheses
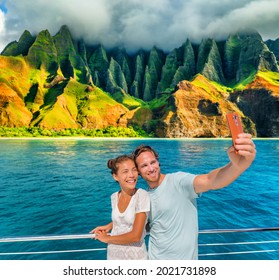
top-left (0, 9), bottom-right (6, 51)
top-left (1, 0), bottom-right (279, 53)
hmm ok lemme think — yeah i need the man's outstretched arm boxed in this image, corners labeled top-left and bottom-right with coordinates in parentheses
top-left (194, 133), bottom-right (256, 193)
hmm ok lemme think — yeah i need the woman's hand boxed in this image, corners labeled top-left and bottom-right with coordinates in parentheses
top-left (89, 222), bottom-right (113, 239)
top-left (94, 231), bottom-right (111, 243)
top-left (90, 225), bottom-right (110, 234)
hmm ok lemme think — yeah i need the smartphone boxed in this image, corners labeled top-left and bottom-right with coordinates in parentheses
top-left (226, 112), bottom-right (243, 152)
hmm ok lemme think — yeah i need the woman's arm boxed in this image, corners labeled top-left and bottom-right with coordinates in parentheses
top-left (94, 212), bottom-right (147, 244)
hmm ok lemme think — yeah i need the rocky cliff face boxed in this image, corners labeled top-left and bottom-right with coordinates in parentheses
top-left (1, 26), bottom-right (279, 137)
top-left (154, 77), bottom-right (257, 138)
top-left (229, 76), bottom-right (279, 137)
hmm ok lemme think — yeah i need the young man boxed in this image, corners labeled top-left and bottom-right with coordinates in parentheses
top-left (132, 133), bottom-right (256, 259)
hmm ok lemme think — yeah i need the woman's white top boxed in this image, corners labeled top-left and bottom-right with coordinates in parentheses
top-left (107, 188), bottom-right (150, 260)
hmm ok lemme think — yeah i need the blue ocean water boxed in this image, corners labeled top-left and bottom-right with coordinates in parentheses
top-left (0, 138), bottom-right (278, 260)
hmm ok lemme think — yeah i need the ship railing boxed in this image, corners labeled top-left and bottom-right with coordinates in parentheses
top-left (0, 227), bottom-right (279, 257)
top-left (198, 227), bottom-right (279, 257)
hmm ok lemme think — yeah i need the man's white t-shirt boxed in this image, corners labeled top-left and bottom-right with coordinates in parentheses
top-left (148, 172), bottom-right (198, 260)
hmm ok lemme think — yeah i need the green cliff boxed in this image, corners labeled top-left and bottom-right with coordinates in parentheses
top-left (1, 26), bottom-right (279, 137)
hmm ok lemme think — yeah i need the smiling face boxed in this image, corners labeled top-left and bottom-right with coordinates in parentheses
top-left (113, 159), bottom-right (138, 192)
top-left (135, 151), bottom-right (162, 188)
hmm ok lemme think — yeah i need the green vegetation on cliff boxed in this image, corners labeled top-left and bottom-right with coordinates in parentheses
top-left (0, 125), bottom-right (149, 138)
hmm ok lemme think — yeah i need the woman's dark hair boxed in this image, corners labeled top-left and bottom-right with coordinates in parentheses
top-left (107, 155), bottom-right (133, 174)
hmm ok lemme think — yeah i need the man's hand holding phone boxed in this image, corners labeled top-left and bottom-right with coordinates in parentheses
top-left (226, 112), bottom-right (256, 170)
top-left (226, 112), bottom-right (243, 153)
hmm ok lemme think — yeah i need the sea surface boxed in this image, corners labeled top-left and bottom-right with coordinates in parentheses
top-left (0, 138), bottom-right (278, 260)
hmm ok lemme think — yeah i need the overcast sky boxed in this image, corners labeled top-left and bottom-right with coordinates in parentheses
top-left (1, 0), bottom-right (279, 53)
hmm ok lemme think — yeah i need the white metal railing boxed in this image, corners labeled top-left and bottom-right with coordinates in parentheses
top-left (198, 227), bottom-right (279, 257)
top-left (0, 227), bottom-right (279, 257)
top-left (199, 227), bottom-right (279, 234)
top-left (0, 233), bottom-right (95, 243)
